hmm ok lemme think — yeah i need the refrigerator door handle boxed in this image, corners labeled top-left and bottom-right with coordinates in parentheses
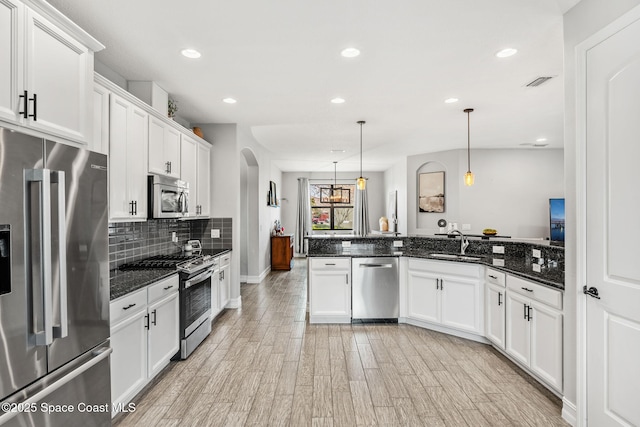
top-left (25, 169), bottom-right (54, 346)
top-left (52, 170), bottom-right (68, 339)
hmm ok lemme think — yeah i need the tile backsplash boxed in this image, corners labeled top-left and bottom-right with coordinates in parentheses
top-left (108, 217), bottom-right (232, 271)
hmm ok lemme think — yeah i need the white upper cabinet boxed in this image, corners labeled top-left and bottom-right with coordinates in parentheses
top-left (0, 0), bottom-right (23, 124)
top-left (109, 93), bottom-right (148, 222)
top-left (0, 0), bottom-right (103, 143)
top-left (180, 133), bottom-right (197, 217)
top-left (148, 115), bottom-right (181, 178)
top-left (196, 141), bottom-right (211, 217)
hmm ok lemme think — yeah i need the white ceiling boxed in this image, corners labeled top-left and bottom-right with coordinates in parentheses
top-left (48, 0), bottom-right (572, 173)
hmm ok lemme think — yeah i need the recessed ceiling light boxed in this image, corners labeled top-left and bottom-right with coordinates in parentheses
top-left (341, 47), bottom-right (360, 58)
top-left (222, 98), bottom-right (237, 104)
top-left (331, 97), bottom-right (345, 104)
top-left (536, 137), bottom-right (547, 142)
top-left (444, 98), bottom-right (459, 104)
top-left (496, 48), bottom-right (518, 58)
top-left (181, 49), bottom-right (201, 59)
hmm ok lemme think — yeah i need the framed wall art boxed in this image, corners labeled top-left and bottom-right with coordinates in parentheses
top-left (418, 171), bottom-right (445, 213)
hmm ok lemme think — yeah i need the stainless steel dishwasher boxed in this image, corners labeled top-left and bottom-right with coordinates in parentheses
top-left (352, 257), bottom-right (399, 321)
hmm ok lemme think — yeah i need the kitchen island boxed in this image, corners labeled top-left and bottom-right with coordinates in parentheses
top-left (306, 234), bottom-right (565, 395)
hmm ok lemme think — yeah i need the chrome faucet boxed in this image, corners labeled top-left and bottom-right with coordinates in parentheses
top-left (448, 230), bottom-right (469, 254)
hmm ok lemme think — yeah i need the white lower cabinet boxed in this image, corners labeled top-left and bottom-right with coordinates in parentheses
top-left (309, 258), bottom-right (351, 323)
top-left (110, 274), bottom-right (179, 416)
top-left (406, 259), bottom-right (483, 335)
top-left (485, 268), bottom-right (506, 350)
top-left (219, 253), bottom-right (231, 309)
top-left (505, 275), bottom-right (563, 392)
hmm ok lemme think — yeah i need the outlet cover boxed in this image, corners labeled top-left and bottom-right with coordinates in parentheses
top-left (341, 241), bottom-right (351, 248)
top-left (492, 245), bottom-right (505, 254)
top-left (492, 258), bottom-right (505, 267)
top-left (171, 232), bottom-right (177, 242)
top-left (462, 224), bottom-right (471, 231)
top-left (532, 248), bottom-right (541, 258)
top-left (533, 264), bottom-right (541, 272)
top-left (211, 229), bottom-right (220, 238)
top-left (393, 240), bottom-right (403, 247)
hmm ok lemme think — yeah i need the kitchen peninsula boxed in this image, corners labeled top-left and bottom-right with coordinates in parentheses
top-left (306, 234), bottom-right (565, 395)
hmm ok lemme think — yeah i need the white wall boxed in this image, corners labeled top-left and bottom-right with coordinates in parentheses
top-left (383, 158), bottom-right (408, 235)
top-left (563, 0), bottom-right (640, 413)
top-left (406, 148), bottom-right (564, 238)
top-left (280, 171), bottom-right (386, 241)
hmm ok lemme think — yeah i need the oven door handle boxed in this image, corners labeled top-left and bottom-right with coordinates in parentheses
top-left (184, 267), bottom-right (215, 289)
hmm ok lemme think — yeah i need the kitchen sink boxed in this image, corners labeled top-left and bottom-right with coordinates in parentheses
top-left (430, 253), bottom-right (481, 261)
top-left (430, 253), bottom-right (459, 259)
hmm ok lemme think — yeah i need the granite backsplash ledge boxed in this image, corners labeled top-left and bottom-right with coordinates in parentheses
top-left (108, 217), bottom-right (232, 271)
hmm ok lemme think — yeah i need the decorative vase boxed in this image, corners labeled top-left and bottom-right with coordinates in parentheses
top-left (193, 127), bottom-right (204, 138)
top-left (379, 217), bottom-right (389, 232)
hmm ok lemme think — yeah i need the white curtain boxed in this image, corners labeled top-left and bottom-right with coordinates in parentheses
top-left (353, 186), bottom-right (370, 237)
top-left (295, 178), bottom-right (311, 254)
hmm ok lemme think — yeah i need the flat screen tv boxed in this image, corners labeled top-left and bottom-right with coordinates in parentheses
top-left (549, 198), bottom-right (565, 242)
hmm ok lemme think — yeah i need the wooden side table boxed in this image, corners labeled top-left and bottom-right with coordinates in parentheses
top-left (271, 234), bottom-right (294, 271)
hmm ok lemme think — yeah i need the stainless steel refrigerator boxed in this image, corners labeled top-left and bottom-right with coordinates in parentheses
top-left (0, 127), bottom-right (111, 427)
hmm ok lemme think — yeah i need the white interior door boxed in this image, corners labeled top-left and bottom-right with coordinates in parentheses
top-left (585, 15), bottom-right (640, 427)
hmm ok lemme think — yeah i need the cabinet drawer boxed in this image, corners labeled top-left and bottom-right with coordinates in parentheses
top-left (147, 274), bottom-right (179, 303)
top-left (310, 258), bottom-right (350, 270)
top-left (219, 253), bottom-right (231, 267)
top-left (485, 269), bottom-right (506, 287)
top-left (110, 289), bottom-right (147, 324)
top-left (408, 258), bottom-right (480, 278)
top-left (507, 275), bottom-right (562, 310)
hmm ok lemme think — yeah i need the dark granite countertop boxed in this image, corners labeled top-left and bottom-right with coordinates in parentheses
top-left (110, 269), bottom-right (178, 300)
top-left (308, 246), bottom-right (563, 291)
top-left (110, 249), bottom-right (232, 300)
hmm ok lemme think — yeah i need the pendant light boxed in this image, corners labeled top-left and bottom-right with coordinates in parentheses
top-left (356, 120), bottom-right (366, 190)
top-left (463, 108), bottom-right (475, 186)
top-left (330, 161), bottom-right (343, 203)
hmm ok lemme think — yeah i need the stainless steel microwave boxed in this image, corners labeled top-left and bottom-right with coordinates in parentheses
top-left (148, 175), bottom-right (190, 218)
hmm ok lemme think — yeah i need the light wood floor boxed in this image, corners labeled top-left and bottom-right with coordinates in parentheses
top-left (114, 261), bottom-right (569, 426)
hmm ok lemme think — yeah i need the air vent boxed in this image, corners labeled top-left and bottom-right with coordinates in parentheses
top-left (525, 76), bottom-right (553, 87)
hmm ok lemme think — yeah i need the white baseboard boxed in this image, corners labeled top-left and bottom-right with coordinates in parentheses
top-left (399, 317), bottom-right (489, 344)
top-left (561, 397), bottom-right (577, 427)
top-left (309, 315), bottom-right (351, 324)
top-left (226, 296), bottom-right (242, 309)
top-left (240, 267), bottom-right (271, 284)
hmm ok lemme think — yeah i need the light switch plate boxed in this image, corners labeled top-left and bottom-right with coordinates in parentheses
top-left (211, 229), bottom-right (220, 238)
top-left (171, 232), bottom-right (177, 242)
top-left (393, 240), bottom-right (403, 247)
top-left (341, 241), bottom-right (351, 248)
top-left (532, 249), bottom-right (541, 258)
top-left (533, 264), bottom-right (541, 272)
top-left (492, 245), bottom-right (505, 254)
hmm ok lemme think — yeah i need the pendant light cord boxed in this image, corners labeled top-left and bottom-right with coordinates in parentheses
top-left (358, 120), bottom-right (365, 178)
top-left (464, 108), bottom-right (473, 172)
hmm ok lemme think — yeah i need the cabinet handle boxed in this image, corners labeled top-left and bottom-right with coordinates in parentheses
top-left (346, 274), bottom-right (348, 284)
top-left (163, 285), bottom-right (174, 290)
top-left (524, 304), bottom-right (528, 320)
top-left (498, 292), bottom-right (502, 306)
top-left (166, 161), bottom-right (171, 174)
top-left (440, 279), bottom-right (444, 290)
top-left (152, 309), bottom-right (157, 326)
top-left (29, 93), bottom-right (37, 121)
top-left (144, 313), bottom-right (149, 330)
top-left (325, 263), bottom-right (336, 266)
top-left (122, 303), bottom-right (136, 310)
top-left (488, 274), bottom-right (498, 279)
top-left (19, 90), bottom-right (29, 119)
top-left (527, 306), bottom-right (533, 321)
top-left (521, 287), bottom-right (533, 293)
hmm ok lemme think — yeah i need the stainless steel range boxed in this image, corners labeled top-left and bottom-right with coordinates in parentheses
top-left (176, 254), bottom-right (217, 359)
top-left (120, 252), bottom-right (219, 359)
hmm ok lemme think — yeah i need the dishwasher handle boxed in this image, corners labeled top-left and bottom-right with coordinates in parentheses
top-left (359, 263), bottom-right (393, 268)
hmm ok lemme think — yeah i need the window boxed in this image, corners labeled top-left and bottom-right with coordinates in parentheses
top-left (310, 183), bottom-right (355, 230)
